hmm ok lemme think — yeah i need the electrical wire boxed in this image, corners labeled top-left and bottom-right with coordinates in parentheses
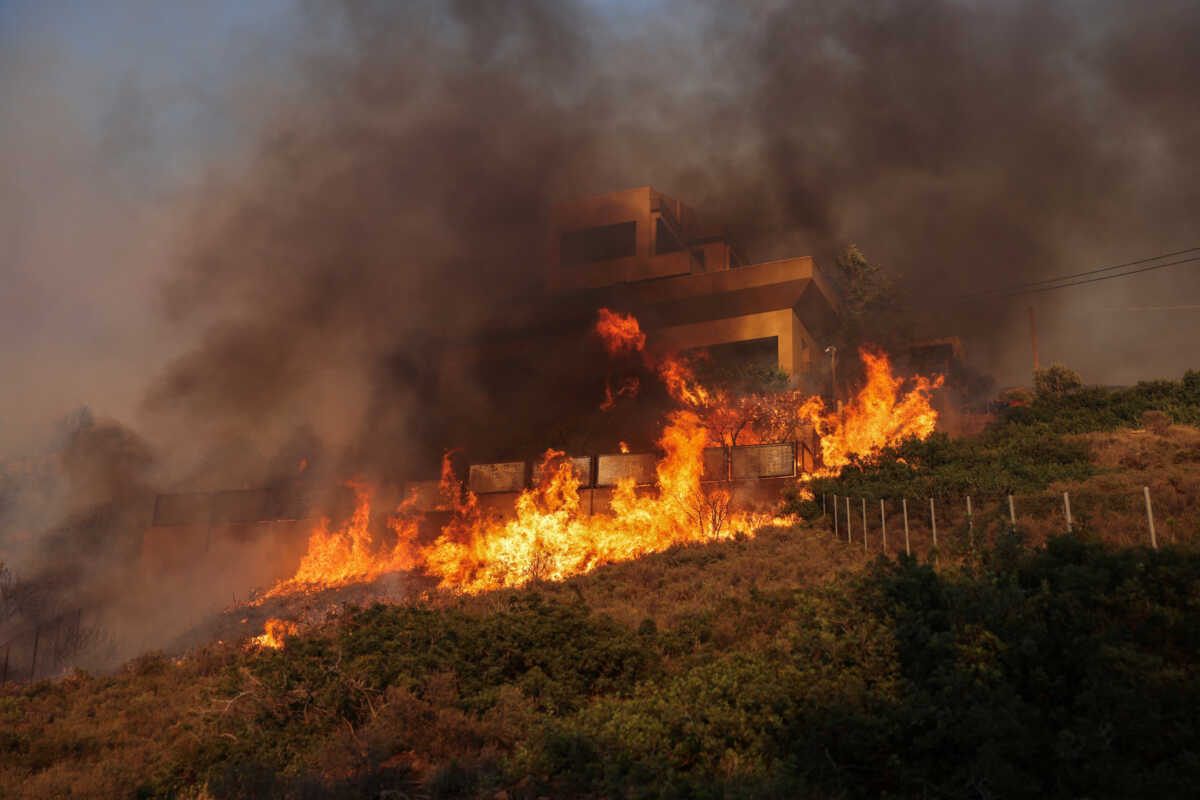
top-left (958, 249), bottom-right (1200, 301)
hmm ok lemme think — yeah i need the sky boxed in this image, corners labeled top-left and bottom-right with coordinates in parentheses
top-left (1, 1), bottom-right (298, 452)
top-left (2, 0), bottom-right (1199, 460)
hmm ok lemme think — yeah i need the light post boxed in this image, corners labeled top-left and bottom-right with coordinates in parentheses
top-left (824, 345), bottom-right (838, 407)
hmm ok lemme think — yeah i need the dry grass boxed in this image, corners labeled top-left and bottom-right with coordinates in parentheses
top-left (446, 521), bottom-right (870, 630)
top-left (0, 648), bottom-right (242, 799)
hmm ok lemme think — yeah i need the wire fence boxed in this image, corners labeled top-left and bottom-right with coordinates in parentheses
top-left (820, 484), bottom-right (1193, 558)
top-left (0, 608), bottom-right (84, 686)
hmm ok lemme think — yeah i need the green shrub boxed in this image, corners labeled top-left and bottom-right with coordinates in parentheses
top-left (812, 369), bottom-right (1200, 501)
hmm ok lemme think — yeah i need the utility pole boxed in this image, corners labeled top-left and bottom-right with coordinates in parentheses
top-left (1028, 306), bottom-right (1040, 373)
top-left (824, 345), bottom-right (839, 410)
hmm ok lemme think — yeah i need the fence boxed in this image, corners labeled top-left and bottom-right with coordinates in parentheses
top-left (823, 485), bottom-right (1176, 557)
top-left (456, 442), bottom-right (799, 497)
top-left (0, 608), bottom-right (84, 686)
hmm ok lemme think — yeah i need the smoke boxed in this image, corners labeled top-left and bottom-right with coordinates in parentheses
top-left (3, 0), bottom-right (1200, 662)
top-left (145, 0), bottom-right (1200, 478)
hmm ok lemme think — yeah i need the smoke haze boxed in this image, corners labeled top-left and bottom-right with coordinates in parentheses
top-left (146, 0), bottom-right (1200, 476)
top-left (2, 0), bottom-right (1199, 658)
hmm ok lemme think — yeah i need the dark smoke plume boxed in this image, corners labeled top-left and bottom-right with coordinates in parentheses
top-left (146, 0), bottom-right (1200, 487)
top-left (3, 0), bottom-right (1200, 664)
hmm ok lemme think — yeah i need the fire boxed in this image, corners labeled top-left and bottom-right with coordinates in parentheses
top-left (810, 349), bottom-right (942, 470)
top-left (419, 412), bottom-right (768, 593)
top-left (260, 413), bottom-right (774, 607)
top-left (594, 308), bottom-right (646, 357)
top-left (263, 480), bottom-right (420, 598)
top-left (253, 310), bottom-right (941, 634)
top-left (599, 376), bottom-right (640, 411)
top-left (251, 618), bottom-right (298, 649)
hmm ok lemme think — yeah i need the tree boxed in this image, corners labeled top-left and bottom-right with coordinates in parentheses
top-left (833, 244), bottom-right (907, 354)
top-left (998, 387), bottom-right (1033, 407)
top-left (689, 360), bottom-right (793, 452)
top-left (1033, 363), bottom-right (1082, 398)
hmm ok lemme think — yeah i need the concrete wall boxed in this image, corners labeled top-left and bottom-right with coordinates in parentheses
top-left (548, 186), bottom-right (714, 292)
top-left (652, 307), bottom-right (817, 377)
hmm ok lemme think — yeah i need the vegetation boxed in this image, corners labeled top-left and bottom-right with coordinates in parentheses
top-left (832, 244), bottom-right (907, 355)
top-left (6, 369), bottom-right (1200, 798)
top-left (3, 528), bottom-right (1199, 798)
top-left (1033, 362), bottom-right (1084, 398)
top-left (808, 369), bottom-right (1200, 501)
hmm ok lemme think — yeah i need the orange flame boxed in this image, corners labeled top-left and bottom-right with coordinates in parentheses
top-left (260, 413), bottom-right (778, 614)
top-left (595, 308), bottom-right (646, 357)
top-left (656, 344), bottom-right (939, 473)
top-left (262, 480), bottom-right (420, 599)
top-left (809, 348), bottom-right (943, 470)
top-left (599, 376), bottom-right (640, 411)
top-left (255, 313), bottom-right (940, 638)
top-left (251, 618), bottom-right (298, 649)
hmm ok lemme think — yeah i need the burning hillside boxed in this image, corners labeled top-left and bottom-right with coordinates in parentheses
top-left (247, 310), bottom-right (941, 646)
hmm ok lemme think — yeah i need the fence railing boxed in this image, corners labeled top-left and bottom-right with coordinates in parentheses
top-left (0, 608), bottom-right (83, 686)
top-left (822, 485), bottom-right (1174, 557)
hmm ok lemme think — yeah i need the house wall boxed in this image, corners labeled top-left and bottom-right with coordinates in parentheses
top-left (652, 308), bottom-right (818, 377)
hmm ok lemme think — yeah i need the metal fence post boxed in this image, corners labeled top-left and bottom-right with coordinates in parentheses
top-left (902, 498), bottom-right (910, 556)
top-left (1064, 491), bottom-right (1073, 533)
top-left (1144, 486), bottom-right (1157, 549)
top-left (930, 497), bottom-right (938, 565)
top-left (1008, 494), bottom-right (1017, 530)
top-left (880, 498), bottom-right (887, 552)
top-left (861, 497), bottom-right (867, 552)
top-left (833, 493), bottom-right (839, 538)
top-left (845, 496), bottom-right (851, 544)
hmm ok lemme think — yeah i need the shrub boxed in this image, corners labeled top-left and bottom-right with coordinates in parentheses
top-left (811, 369), bottom-right (1200, 501)
top-left (1142, 409), bottom-right (1171, 434)
top-left (1034, 362), bottom-right (1083, 398)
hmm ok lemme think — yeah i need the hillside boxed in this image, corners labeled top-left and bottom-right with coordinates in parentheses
top-left (4, 529), bottom-right (1200, 797)
top-left (5, 376), bottom-right (1200, 799)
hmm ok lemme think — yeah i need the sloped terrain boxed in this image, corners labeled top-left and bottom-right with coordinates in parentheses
top-left (7, 376), bottom-right (1200, 798)
top-left (4, 515), bottom-right (1200, 799)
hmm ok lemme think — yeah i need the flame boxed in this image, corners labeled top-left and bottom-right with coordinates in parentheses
top-left (618, 441), bottom-right (630, 454)
top-left (810, 349), bottom-right (943, 470)
top-left (251, 618), bottom-right (298, 649)
top-left (262, 480), bottom-right (420, 599)
top-left (256, 313), bottom-right (940, 636)
top-left (595, 308), bottom-right (646, 357)
top-left (657, 355), bottom-right (712, 407)
top-left (259, 414), bottom-right (780, 608)
top-left (656, 343), bottom-right (938, 473)
top-left (600, 376), bottom-right (640, 411)
top-left (419, 412), bottom-right (774, 593)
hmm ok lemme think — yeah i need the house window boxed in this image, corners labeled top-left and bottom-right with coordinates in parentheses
top-left (560, 221), bottom-right (637, 267)
top-left (694, 336), bottom-right (779, 373)
top-left (655, 217), bottom-right (683, 255)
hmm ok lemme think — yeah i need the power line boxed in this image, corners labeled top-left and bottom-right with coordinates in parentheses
top-left (1098, 304), bottom-right (1200, 312)
top-left (995, 255), bottom-right (1200, 298)
top-left (959, 246), bottom-right (1200, 300)
top-left (957, 251), bottom-right (1200, 301)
